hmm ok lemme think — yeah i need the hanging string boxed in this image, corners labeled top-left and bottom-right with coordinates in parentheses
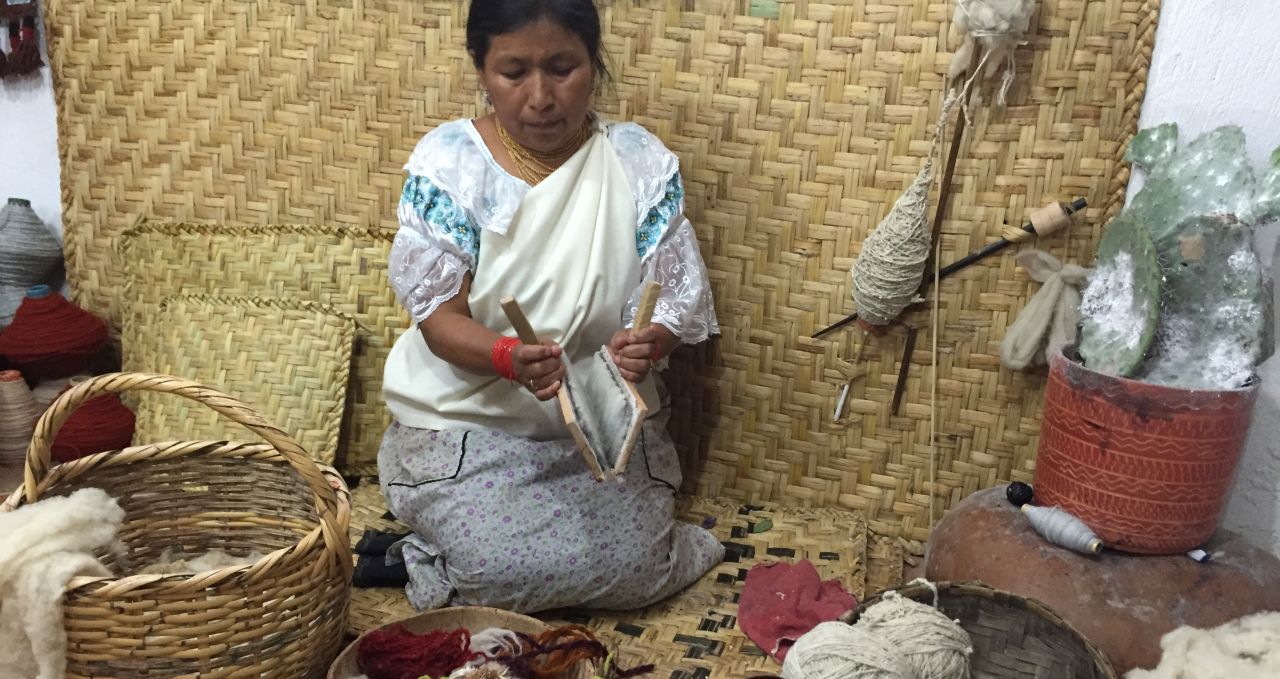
top-left (922, 47), bottom-right (997, 529)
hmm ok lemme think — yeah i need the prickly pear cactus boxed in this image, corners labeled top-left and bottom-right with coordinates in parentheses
top-left (1124, 124), bottom-right (1257, 251)
top-left (1139, 215), bottom-right (1267, 389)
top-left (1078, 124), bottom-right (1280, 388)
top-left (1078, 213), bottom-right (1162, 376)
top-left (1255, 147), bottom-right (1280, 226)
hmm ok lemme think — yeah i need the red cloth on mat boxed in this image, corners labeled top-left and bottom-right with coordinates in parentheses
top-left (738, 560), bottom-right (857, 662)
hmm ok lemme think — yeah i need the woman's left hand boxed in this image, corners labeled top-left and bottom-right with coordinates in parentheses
top-left (608, 324), bottom-right (675, 383)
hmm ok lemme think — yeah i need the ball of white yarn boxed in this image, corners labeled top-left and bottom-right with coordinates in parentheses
top-left (858, 592), bottom-right (973, 679)
top-left (781, 621), bottom-right (915, 679)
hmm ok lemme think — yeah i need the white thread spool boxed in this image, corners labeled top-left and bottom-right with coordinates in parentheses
top-left (1022, 504), bottom-right (1103, 554)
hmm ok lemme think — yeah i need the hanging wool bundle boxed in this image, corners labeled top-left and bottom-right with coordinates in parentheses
top-left (1000, 250), bottom-right (1091, 369)
top-left (949, 0), bottom-right (1038, 105)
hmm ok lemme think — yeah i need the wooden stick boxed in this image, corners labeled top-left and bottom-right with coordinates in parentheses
top-left (500, 296), bottom-right (605, 480)
top-left (918, 95), bottom-right (971, 297)
top-left (811, 197), bottom-right (1088, 339)
top-left (611, 281), bottom-right (661, 474)
top-left (891, 325), bottom-right (919, 416)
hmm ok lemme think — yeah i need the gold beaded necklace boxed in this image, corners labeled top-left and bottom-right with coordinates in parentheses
top-left (495, 118), bottom-right (592, 185)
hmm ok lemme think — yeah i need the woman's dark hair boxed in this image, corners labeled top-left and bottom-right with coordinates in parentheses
top-left (466, 0), bottom-right (610, 81)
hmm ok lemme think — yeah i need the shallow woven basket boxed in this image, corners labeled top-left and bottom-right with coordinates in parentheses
top-left (845, 581), bottom-right (1116, 679)
top-left (329, 606), bottom-right (593, 679)
top-left (0, 373), bottom-right (353, 678)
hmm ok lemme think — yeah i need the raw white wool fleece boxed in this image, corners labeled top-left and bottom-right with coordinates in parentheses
top-left (0, 487), bottom-right (124, 679)
top-left (1126, 611), bottom-right (1280, 679)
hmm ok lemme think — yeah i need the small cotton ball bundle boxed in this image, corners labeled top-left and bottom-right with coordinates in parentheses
top-left (780, 621), bottom-right (915, 679)
top-left (858, 591), bottom-right (973, 679)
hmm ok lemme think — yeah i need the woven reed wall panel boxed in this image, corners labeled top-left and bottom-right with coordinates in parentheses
top-left (120, 224), bottom-right (397, 472)
top-left (49, 0), bottom-right (1160, 537)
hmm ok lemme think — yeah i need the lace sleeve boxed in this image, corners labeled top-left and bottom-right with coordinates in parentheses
top-left (389, 174), bottom-right (480, 324)
top-left (624, 213), bottom-right (720, 345)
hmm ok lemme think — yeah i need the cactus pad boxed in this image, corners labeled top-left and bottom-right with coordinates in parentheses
top-left (1139, 215), bottom-right (1266, 389)
top-left (1078, 213), bottom-right (1162, 377)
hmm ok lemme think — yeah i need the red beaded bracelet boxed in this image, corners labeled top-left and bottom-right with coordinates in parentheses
top-left (491, 336), bottom-right (520, 381)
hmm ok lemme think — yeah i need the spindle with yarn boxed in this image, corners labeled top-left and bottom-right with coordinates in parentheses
top-left (0, 285), bottom-right (108, 380)
top-left (780, 621), bottom-right (915, 679)
top-left (50, 375), bottom-right (137, 463)
top-left (857, 588), bottom-right (973, 679)
top-left (1021, 503), bottom-right (1103, 555)
top-left (0, 370), bottom-right (40, 493)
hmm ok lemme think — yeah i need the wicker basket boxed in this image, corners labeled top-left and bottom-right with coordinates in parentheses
top-left (329, 606), bottom-right (594, 679)
top-left (847, 581), bottom-right (1116, 679)
top-left (0, 373), bottom-right (353, 678)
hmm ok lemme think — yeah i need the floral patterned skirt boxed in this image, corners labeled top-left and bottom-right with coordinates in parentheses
top-left (377, 417), bottom-right (724, 613)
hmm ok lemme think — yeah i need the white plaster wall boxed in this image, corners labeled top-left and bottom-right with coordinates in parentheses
top-left (0, 25), bottom-right (61, 237)
top-left (1, 1), bottom-right (1277, 552)
top-left (1131, 0), bottom-right (1280, 556)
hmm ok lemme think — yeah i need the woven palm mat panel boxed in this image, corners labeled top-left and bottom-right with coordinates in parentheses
top-left (344, 481), bottom-right (872, 677)
top-left (119, 223), bottom-right (398, 472)
top-left (49, 0), bottom-right (1161, 534)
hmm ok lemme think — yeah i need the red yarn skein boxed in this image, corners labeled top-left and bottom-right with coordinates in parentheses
top-left (51, 391), bottom-right (136, 463)
top-left (0, 287), bottom-right (108, 380)
top-left (356, 624), bottom-right (479, 679)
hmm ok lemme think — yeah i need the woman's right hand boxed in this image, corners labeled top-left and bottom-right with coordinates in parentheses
top-left (513, 340), bottom-right (566, 401)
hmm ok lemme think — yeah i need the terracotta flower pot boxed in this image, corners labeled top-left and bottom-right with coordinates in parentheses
top-left (1033, 345), bottom-right (1258, 555)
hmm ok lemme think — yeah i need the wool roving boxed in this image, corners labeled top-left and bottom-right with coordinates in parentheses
top-left (1125, 611), bottom-right (1280, 679)
top-left (0, 488), bottom-right (125, 679)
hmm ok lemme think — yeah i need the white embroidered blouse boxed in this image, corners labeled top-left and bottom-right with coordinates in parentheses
top-left (387, 118), bottom-right (719, 344)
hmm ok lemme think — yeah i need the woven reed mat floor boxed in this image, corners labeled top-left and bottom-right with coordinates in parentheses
top-left (345, 480), bottom-right (902, 677)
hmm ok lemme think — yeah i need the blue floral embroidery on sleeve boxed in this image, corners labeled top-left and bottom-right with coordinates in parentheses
top-left (402, 174), bottom-right (479, 264)
top-left (637, 172), bottom-right (684, 260)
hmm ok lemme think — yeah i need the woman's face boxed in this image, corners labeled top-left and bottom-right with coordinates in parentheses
top-left (477, 18), bottom-right (595, 153)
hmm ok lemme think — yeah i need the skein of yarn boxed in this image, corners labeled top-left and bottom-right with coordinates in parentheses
top-left (0, 198), bottom-right (62, 285)
top-left (0, 286), bottom-right (108, 380)
top-left (50, 376), bottom-right (136, 463)
top-left (781, 621), bottom-right (915, 679)
top-left (0, 284), bottom-right (28, 329)
top-left (1021, 504), bottom-right (1103, 554)
top-left (0, 370), bottom-right (39, 493)
top-left (857, 590), bottom-right (973, 679)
